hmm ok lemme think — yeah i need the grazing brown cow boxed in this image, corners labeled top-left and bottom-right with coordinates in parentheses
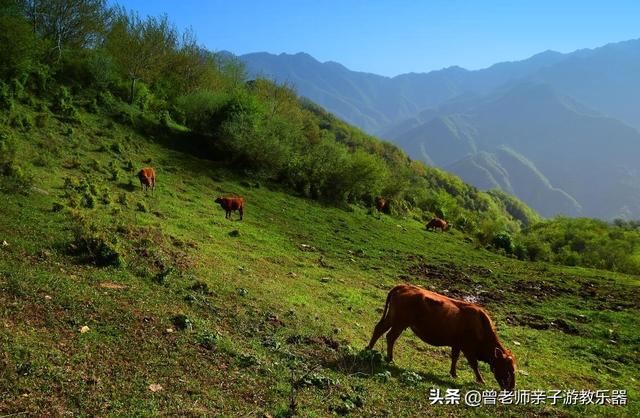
top-left (367, 284), bottom-right (516, 390)
top-left (137, 167), bottom-right (156, 193)
top-left (375, 197), bottom-right (390, 214)
top-left (426, 218), bottom-right (448, 232)
top-left (215, 196), bottom-right (244, 220)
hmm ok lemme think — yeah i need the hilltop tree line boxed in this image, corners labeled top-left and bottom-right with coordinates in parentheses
top-left (2, 0), bottom-right (640, 274)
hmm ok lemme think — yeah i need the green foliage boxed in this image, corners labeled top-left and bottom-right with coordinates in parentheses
top-left (70, 213), bottom-right (124, 266)
top-left (172, 314), bottom-right (192, 330)
top-left (489, 189), bottom-right (540, 227)
top-left (136, 201), bottom-right (148, 212)
top-left (400, 371), bottom-right (423, 386)
top-left (176, 90), bottom-right (230, 132)
top-left (0, 130), bottom-right (33, 193)
top-left (0, 13), bottom-right (41, 78)
top-left (0, 81), bottom-right (15, 110)
top-left (195, 330), bottom-right (219, 350)
top-left (55, 86), bottom-right (79, 118)
top-left (0, 0), bottom-right (538, 236)
top-left (517, 217), bottom-right (640, 273)
top-left (492, 231), bottom-right (514, 254)
top-left (63, 176), bottom-right (101, 209)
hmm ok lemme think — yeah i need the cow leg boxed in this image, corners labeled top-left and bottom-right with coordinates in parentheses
top-left (366, 318), bottom-right (392, 351)
top-left (465, 353), bottom-right (485, 384)
top-left (385, 326), bottom-right (405, 362)
top-left (450, 347), bottom-right (460, 378)
top-left (239, 207), bottom-right (243, 220)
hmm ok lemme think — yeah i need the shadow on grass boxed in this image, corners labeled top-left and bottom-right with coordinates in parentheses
top-left (323, 348), bottom-right (470, 389)
top-left (116, 182), bottom-right (137, 192)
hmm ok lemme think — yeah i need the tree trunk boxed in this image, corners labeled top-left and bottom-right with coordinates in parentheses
top-left (130, 78), bottom-right (136, 104)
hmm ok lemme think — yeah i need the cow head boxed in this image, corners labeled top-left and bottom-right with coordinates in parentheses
top-left (491, 347), bottom-right (516, 390)
top-left (214, 197), bottom-right (223, 204)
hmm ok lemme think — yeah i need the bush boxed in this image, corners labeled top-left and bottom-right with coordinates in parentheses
top-left (108, 160), bottom-right (120, 181)
top-left (62, 176), bottom-right (106, 209)
top-left (0, 14), bottom-right (41, 78)
top-left (55, 87), bottom-right (78, 118)
top-left (0, 81), bottom-right (14, 111)
top-left (9, 113), bottom-right (33, 130)
top-left (492, 231), bottom-right (514, 254)
top-left (35, 113), bottom-right (49, 128)
top-left (71, 215), bottom-right (124, 266)
top-left (0, 131), bottom-right (34, 194)
top-left (176, 90), bottom-right (230, 133)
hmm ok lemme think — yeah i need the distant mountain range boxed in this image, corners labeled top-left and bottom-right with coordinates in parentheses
top-left (237, 39), bottom-right (640, 219)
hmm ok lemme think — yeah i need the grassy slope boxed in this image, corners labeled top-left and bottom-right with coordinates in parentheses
top-left (0, 106), bottom-right (639, 417)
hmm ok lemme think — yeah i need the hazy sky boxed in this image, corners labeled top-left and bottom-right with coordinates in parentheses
top-left (114, 0), bottom-right (640, 77)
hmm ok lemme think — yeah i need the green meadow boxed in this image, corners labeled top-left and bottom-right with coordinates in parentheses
top-left (1, 103), bottom-right (638, 417)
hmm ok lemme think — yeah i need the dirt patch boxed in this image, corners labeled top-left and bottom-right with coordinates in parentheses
top-left (287, 334), bottom-right (341, 351)
top-left (578, 280), bottom-right (640, 310)
top-left (405, 257), bottom-right (501, 305)
top-left (99, 282), bottom-right (127, 290)
top-left (505, 313), bottom-right (549, 330)
top-left (505, 313), bottom-right (580, 335)
top-left (510, 279), bottom-right (571, 300)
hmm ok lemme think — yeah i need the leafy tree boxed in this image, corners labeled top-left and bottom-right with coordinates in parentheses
top-left (0, 11), bottom-right (41, 77)
top-left (105, 9), bottom-right (177, 103)
top-left (21, 0), bottom-right (110, 58)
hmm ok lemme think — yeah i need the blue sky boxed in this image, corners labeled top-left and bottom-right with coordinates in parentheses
top-left (114, 0), bottom-right (640, 77)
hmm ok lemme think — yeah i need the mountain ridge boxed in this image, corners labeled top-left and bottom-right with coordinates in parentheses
top-left (238, 39), bottom-right (640, 219)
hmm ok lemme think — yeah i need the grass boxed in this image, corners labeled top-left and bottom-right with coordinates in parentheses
top-left (0, 103), bottom-right (638, 417)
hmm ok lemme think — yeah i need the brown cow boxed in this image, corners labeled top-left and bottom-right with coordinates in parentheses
top-left (426, 218), bottom-right (448, 232)
top-left (367, 284), bottom-right (516, 390)
top-left (137, 167), bottom-right (156, 193)
top-left (215, 196), bottom-right (244, 220)
top-left (375, 197), bottom-right (390, 214)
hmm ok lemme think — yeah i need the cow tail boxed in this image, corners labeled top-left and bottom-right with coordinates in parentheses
top-left (379, 287), bottom-right (395, 323)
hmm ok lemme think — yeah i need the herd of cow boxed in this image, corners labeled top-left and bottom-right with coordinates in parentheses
top-left (137, 168), bottom-right (516, 390)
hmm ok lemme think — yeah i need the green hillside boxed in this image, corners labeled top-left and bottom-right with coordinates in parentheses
top-left (1, 2), bottom-right (640, 416)
top-left (446, 147), bottom-right (582, 218)
top-left (2, 101), bottom-right (639, 416)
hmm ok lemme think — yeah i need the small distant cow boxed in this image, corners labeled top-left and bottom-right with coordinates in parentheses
top-left (426, 218), bottom-right (448, 232)
top-left (137, 167), bottom-right (156, 193)
top-left (215, 196), bottom-right (244, 220)
top-left (367, 284), bottom-right (516, 390)
top-left (375, 197), bottom-right (390, 214)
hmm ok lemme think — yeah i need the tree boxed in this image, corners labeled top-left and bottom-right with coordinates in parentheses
top-left (104, 9), bottom-right (177, 103)
top-left (21, 0), bottom-right (110, 59)
top-left (0, 12), bottom-right (40, 77)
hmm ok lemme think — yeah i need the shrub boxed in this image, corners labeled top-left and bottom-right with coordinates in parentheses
top-left (71, 215), bottom-right (124, 266)
top-left (108, 160), bottom-right (120, 181)
top-left (136, 201), bottom-right (148, 212)
top-left (176, 90), bottom-right (230, 132)
top-left (62, 176), bottom-right (105, 209)
top-left (55, 86), bottom-right (79, 119)
top-left (0, 14), bottom-right (41, 79)
top-left (0, 81), bottom-right (14, 111)
top-left (117, 192), bottom-right (128, 206)
top-left (172, 314), bottom-right (192, 330)
top-left (35, 113), bottom-right (49, 128)
top-left (0, 131), bottom-right (34, 194)
top-left (492, 231), bottom-right (514, 254)
top-left (513, 242), bottom-right (527, 260)
top-left (10, 113), bottom-right (33, 130)
top-left (196, 330), bottom-right (219, 349)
